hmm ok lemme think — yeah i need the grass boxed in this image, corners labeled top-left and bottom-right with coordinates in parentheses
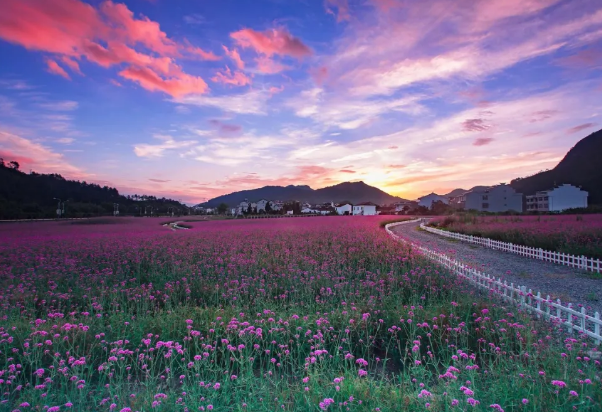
top-left (429, 214), bottom-right (602, 260)
top-left (0, 217), bottom-right (599, 411)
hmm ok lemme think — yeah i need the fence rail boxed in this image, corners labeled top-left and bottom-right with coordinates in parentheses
top-left (385, 219), bottom-right (602, 344)
top-left (420, 223), bottom-right (602, 273)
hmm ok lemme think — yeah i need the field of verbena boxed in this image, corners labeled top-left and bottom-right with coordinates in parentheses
top-left (430, 214), bottom-right (602, 260)
top-left (0, 217), bottom-right (600, 411)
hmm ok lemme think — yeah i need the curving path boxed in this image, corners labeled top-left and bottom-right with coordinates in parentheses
top-left (391, 220), bottom-right (602, 314)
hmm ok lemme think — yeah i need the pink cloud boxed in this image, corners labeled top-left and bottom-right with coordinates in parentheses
top-left (99, 0), bottom-right (179, 56)
top-left (371, 0), bottom-right (399, 11)
top-left (318, 0), bottom-right (598, 98)
top-left (557, 48), bottom-right (602, 69)
top-left (255, 56), bottom-right (290, 74)
top-left (110, 79), bottom-right (122, 87)
top-left (388, 164), bottom-right (406, 169)
top-left (339, 169), bottom-right (356, 173)
top-left (388, 146), bottom-right (398, 149)
top-left (269, 85), bottom-right (284, 95)
top-left (119, 66), bottom-right (209, 97)
top-left (462, 118), bottom-right (491, 132)
top-left (0, 129), bottom-right (87, 178)
top-left (222, 45), bottom-right (245, 69)
top-left (529, 110), bottom-right (558, 122)
top-left (183, 40), bottom-right (220, 61)
top-left (0, 0), bottom-right (214, 97)
top-left (59, 56), bottom-right (83, 75)
top-left (230, 27), bottom-right (312, 59)
top-left (211, 66), bottom-right (252, 87)
top-left (209, 119), bottom-right (243, 134)
top-left (473, 137), bottom-right (494, 146)
top-left (325, 0), bottom-right (351, 22)
top-left (566, 123), bottom-right (596, 134)
top-left (45, 58), bottom-right (71, 79)
top-left (0, 0), bottom-right (105, 55)
top-left (311, 66), bottom-right (329, 85)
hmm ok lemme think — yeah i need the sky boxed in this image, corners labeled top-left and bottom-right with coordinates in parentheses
top-left (0, 0), bottom-right (601, 204)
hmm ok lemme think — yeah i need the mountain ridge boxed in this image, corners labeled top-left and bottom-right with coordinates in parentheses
top-left (200, 181), bottom-right (408, 207)
top-left (510, 128), bottom-right (602, 205)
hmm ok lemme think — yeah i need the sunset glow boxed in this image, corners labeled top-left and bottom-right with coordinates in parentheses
top-left (1, 0), bottom-right (601, 203)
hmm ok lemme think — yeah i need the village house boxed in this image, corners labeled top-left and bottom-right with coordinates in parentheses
top-left (269, 200), bottom-right (283, 211)
top-left (526, 184), bottom-right (588, 212)
top-left (256, 199), bottom-right (269, 212)
top-left (464, 184), bottom-right (523, 212)
top-left (448, 194), bottom-right (466, 209)
top-left (353, 202), bottom-right (378, 216)
top-left (417, 193), bottom-right (449, 209)
top-left (394, 201), bottom-right (416, 213)
top-left (335, 203), bottom-right (353, 215)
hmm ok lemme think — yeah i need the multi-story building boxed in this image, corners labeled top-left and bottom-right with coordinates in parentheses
top-left (417, 193), bottom-right (449, 209)
top-left (526, 184), bottom-right (588, 212)
top-left (464, 184), bottom-right (523, 212)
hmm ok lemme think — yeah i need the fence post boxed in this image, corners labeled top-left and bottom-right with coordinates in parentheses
top-left (536, 292), bottom-right (541, 318)
top-left (546, 295), bottom-right (551, 318)
top-left (510, 283), bottom-right (514, 300)
top-left (556, 299), bottom-right (562, 322)
top-left (595, 312), bottom-right (601, 345)
top-left (581, 307), bottom-right (586, 333)
top-left (567, 303), bottom-right (573, 334)
top-left (521, 286), bottom-right (526, 307)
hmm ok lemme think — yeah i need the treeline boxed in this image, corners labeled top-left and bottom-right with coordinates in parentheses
top-left (0, 159), bottom-right (188, 219)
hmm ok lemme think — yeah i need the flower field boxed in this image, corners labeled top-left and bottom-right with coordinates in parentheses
top-left (429, 215), bottom-right (602, 260)
top-left (0, 217), bottom-right (600, 411)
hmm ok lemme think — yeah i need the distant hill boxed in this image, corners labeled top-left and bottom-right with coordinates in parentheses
top-left (0, 161), bottom-right (187, 219)
top-left (201, 181), bottom-right (408, 207)
top-left (444, 186), bottom-right (490, 197)
top-left (510, 128), bottom-right (602, 205)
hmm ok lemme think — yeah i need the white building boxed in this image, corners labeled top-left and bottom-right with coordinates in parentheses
top-left (353, 202), bottom-right (378, 215)
top-left (237, 200), bottom-right (250, 215)
top-left (464, 184), bottom-right (523, 212)
top-left (394, 201), bottom-right (415, 213)
top-left (417, 193), bottom-right (449, 209)
top-left (526, 184), bottom-right (588, 212)
top-left (269, 201), bottom-right (283, 211)
top-left (256, 199), bottom-right (269, 213)
top-left (335, 203), bottom-right (353, 215)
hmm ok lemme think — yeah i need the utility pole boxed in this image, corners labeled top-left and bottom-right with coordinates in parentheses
top-left (53, 198), bottom-right (67, 218)
top-left (53, 197), bottom-right (62, 218)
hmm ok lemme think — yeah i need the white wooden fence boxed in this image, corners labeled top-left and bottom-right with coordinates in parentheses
top-left (385, 220), bottom-right (602, 344)
top-left (421, 223), bottom-right (602, 273)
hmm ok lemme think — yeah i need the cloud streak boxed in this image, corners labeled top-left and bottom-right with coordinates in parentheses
top-left (0, 0), bottom-right (216, 97)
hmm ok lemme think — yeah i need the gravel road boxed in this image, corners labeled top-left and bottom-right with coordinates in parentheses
top-left (390, 220), bottom-right (602, 314)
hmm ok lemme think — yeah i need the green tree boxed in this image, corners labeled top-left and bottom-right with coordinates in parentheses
top-left (217, 202), bottom-right (228, 215)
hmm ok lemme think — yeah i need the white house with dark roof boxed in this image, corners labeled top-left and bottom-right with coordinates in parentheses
top-left (256, 199), bottom-right (269, 212)
top-left (417, 193), bottom-right (449, 209)
top-left (353, 202), bottom-right (377, 215)
top-left (335, 203), bottom-right (353, 215)
top-left (526, 184), bottom-right (588, 212)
